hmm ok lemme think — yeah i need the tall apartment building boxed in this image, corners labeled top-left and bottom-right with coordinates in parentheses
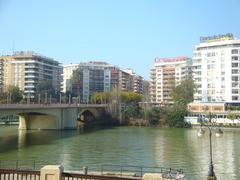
top-left (0, 59), bottom-right (3, 93)
top-left (71, 61), bottom-right (119, 103)
top-left (150, 56), bottom-right (191, 105)
top-left (192, 34), bottom-right (240, 103)
top-left (61, 64), bottom-right (79, 93)
top-left (122, 69), bottom-right (143, 94)
top-left (119, 70), bottom-right (133, 92)
top-left (0, 51), bottom-right (62, 98)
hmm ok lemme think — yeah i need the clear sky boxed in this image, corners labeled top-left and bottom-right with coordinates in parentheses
top-left (0, 0), bottom-right (240, 79)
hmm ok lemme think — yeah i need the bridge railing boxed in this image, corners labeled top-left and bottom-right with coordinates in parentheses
top-left (0, 103), bottom-right (108, 109)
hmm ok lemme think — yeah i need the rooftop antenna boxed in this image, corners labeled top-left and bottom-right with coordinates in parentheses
top-left (12, 40), bottom-right (15, 54)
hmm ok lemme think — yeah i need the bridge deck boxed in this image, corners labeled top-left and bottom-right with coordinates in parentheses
top-left (0, 104), bottom-right (107, 109)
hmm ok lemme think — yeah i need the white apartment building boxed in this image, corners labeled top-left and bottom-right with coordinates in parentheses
top-left (150, 56), bottom-right (191, 105)
top-left (61, 64), bottom-right (79, 93)
top-left (192, 34), bottom-right (240, 103)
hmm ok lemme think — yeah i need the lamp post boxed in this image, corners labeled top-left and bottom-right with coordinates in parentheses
top-left (198, 112), bottom-right (223, 180)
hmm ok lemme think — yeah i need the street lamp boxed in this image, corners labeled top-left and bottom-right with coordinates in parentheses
top-left (198, 113), bottom-right (223, 180)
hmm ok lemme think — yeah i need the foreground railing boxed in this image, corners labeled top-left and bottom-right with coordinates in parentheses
top-left (0, 169), bottom-right (40, 180)
top-left (100, 164), bottom-right (183, 178)
top-left (0, 160), bottom-right (185, 179)
top-left (0, 169), bottom-right (140, 180)
top-left (62, 172), bottom-right (141, 180)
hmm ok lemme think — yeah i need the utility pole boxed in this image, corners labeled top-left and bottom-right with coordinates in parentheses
top-left (117, 84), bottom-right (122, 124)
top-left (50, 95), bottom-right (52, 104)
top-left (38, 94), bottom-right (40, 104)
top-left (9, 92), bottom-right (12, 104)
top-left (7, 93), bottom-right (9, 104)
top-left (68, 93), bottom-right (71, 104)
top-left (27, 93), bottom-right (30, 104)
top-left (45, 92), bottom-right (47, 104)
top-left (59, 93), bottom-right (61, 104)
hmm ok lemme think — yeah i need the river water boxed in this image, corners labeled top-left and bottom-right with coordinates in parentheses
top-left (0, 126), bottom-right (239, 180)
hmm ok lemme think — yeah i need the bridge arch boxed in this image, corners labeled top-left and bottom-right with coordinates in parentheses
top-left (18, 112), bottom-right (58, 130)
top-left (77, 109), bottom-right (100, 128)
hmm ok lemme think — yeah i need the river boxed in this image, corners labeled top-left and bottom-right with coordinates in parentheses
top-left (0, 126), bottom-right (239, 179)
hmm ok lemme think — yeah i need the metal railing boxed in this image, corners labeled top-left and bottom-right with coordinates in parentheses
top-left (0, 160), bottom-right (47, 170)
top-left (0, 160), bottom-right (185, 179)
top-left (0, 169), bottom-right (40, 180)
top-left (100, 164), bottom-right (184, 178)
top-left (0, 169), bottom-right (139, 180)
top-left (62, 172), bottom-right (141, 180)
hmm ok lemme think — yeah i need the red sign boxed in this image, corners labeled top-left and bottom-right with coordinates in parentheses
top-left (89, 61), bottom-right (107, 65)
top-left (155, 56), bottom-right (188, 63)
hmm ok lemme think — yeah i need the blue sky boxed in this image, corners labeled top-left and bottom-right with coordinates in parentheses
top-left (0, 0), bottom-right (239, 79)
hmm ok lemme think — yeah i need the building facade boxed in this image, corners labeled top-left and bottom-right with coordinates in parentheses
top-left (71, 61), bottom-right (120, 103)
top-left (0, 51), bottom-right (62, 98)
top-left (0, 59), bottom-right (3, 93)
top-left (122, 69), bottom-right (143, 94)
top-left (61, 64), bottom-right (79, 93)
top-left (192, 34), bottom-right (240, 103)
top-left (70, 62), bottom-right (144, 103)
top-left (150, 56), bottom-right (191, 105)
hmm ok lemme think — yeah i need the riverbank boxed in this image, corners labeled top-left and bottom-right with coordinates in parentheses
top-left (191, 124), bottom-right (240, 130)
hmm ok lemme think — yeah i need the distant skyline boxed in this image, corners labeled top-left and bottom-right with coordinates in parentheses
top-left (0, 0), bottom-right (240, 79)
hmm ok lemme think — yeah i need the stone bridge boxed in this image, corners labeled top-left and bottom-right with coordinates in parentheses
top-left (0, 104), bottom-right (109, 130)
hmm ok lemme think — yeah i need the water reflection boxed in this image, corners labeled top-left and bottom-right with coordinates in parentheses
top-left (0, 126), bottom-right (240, 179)
top-left (18, 130), bottom-right (26, 149)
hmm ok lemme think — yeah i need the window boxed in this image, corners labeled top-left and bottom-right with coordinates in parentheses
top-left (232, 96), bottom-right (238, 100)
top-left (232, 63), bottom-right (238, 68)
top-left (232, 56), bottom-right (238, 61)
top-left (232, 69), bottom-right (238, 74)
top-left (232, 89), bottom-right (238, 94)
top-left (232, 82), bottom-right (238, 87)
top-left (232, 49), bottom-right (238, 54)
top-left (232, 76), bottom-right (239, 81)
top-left (207, 64), bottom-right (215, 69)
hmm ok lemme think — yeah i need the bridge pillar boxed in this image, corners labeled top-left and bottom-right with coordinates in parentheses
top-left (19, 115), bottom-right (27, 130)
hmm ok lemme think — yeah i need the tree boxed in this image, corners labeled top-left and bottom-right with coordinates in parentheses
top-left (0, 91), bottom-right (7, 103)
top-left (146, 107), bottom-right (161, 126)
top-left (71, 69), bottom-right (82, 97)
top-left (0, 85), bottom-right (23, 103)
top-left (122, 104), bottom-right (141, 120)
top-left (90, 92), bottom-right (111, 104)
top-left (171, 76), bottom-right (195, 105)
top-left (36, 80), bottom-right (58, 102)
top-left (121, 91), bottom-right (143, 104)
top-left (8, 85), bottom-right (23, 103)
top-left (165, 102), bottom-right (187, 127)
